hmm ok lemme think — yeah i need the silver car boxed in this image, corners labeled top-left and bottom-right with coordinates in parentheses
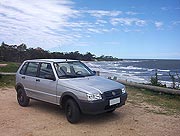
top-left (15, 59), bottom-right (127, 123)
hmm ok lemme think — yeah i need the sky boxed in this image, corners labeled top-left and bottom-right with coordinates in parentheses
top-left (0, 0), bottom-right (180, 59)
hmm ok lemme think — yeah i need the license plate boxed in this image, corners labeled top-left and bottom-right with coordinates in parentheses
top-left (109, 97), bottom-right (120, 106)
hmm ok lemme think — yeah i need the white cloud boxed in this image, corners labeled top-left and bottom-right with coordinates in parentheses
top-left (126, 11), bottom-right (138, 15)
top-left (172, 21), bottom-right (180, 25)
top-left (95, 19), bottom-right (108, 26)
top-left (1, 0), bottom-right (123, 49)
top-left (0, 0), bottom-right (152, 50)
top-left (123, 29), bottom-right (142, 33)
top-left (154, 21), bottom-right (163, 29)
top-left (0, 0), bottom-right (84, 49)
top-left (85, 10), bottom-right (122, 18)
top-left (87, 28), bottom-right (102, 33)
top-left (110, 18), bottom-right (146, 26)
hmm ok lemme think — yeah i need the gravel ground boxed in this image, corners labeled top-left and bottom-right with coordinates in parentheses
top-left (0, 88), bottom-right (180, 136)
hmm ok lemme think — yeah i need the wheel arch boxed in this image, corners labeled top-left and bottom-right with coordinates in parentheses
top-left (15, 83), bottom-right (24, 92)
top-left (60, 92), bottom-right (81, 111)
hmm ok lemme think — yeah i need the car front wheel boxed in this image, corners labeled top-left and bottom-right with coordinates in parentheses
top-left (65, 99), bottom-right (80, 123)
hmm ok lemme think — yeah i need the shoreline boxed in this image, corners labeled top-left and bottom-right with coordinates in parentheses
top-left (117, 79), bottom-right (180, 95)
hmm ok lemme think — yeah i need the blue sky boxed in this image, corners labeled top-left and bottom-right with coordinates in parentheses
top-left (0, 0), bottom-right (180, 59)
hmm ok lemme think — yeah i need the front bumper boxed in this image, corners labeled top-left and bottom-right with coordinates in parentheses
top-left (79, 92), bottom-right (127, 115)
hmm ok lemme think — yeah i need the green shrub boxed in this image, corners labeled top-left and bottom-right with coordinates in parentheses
top-left (0, 62), bottom-right (20, 72)
top-left (150, 70), bottom-right (162, 86)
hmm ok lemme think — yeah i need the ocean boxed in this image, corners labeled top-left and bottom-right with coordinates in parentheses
top-left (85, 59), bottom-right (180, 87)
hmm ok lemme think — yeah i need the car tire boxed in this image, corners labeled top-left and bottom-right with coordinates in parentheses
top-left (65, 99), bottom-right (80, 123)
top-left (17, 88), bottom-right (30, 107)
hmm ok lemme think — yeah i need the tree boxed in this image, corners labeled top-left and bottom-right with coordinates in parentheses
top-left (0, 42), bottom-right (122, 62)
top-left (17, 43), bottom-right (27, 51)
top-left (83, 52), bottom-right (95, 61)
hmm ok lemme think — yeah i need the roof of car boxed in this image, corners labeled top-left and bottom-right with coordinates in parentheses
top-left (25, 59), bottom-right (79, 63)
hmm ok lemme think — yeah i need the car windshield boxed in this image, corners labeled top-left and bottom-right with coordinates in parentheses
top-left (54, 61), bottom-right (95, 78)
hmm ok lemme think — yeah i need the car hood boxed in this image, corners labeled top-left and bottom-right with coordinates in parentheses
top-left (58, 76), bottom-right (124, 94)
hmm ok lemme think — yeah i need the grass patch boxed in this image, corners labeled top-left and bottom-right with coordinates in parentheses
top-left (0, 62), bottom-right (20, 72)
top-left (0, 75), bottom-right (15, 87)
top-left (127, 86), bottom-right (180, 115)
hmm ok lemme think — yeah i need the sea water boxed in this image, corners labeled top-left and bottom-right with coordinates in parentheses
top-left (85, 59), bottom-right (180, 87)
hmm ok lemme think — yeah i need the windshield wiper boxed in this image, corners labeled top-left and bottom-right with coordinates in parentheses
top-left (59, 75), bottom-right (78, 78)
top-left (82, 74), bottom-right (94, 77)
top-left (59, 75), bottom-right (85, 78)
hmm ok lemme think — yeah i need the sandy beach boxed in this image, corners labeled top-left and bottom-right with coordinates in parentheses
top-left (0, 87), bottom-right (180, 136)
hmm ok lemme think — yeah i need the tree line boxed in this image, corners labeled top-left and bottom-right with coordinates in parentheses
top-left (0, 42), bottom-right (122, 62)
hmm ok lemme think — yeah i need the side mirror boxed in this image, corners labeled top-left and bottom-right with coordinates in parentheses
top-left (92, 71), bottom-right (96, 75)
top-left (92, 71), bottom-right (100, 76)
top-left (44, 75), bottom-right (56, 81)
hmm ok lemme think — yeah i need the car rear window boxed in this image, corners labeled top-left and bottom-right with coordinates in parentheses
top-left (19, 62), bottom-right (28, 75)
top-left (25, 62), bottom-right (39, 77)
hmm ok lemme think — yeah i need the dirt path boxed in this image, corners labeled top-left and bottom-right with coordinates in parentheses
top-left (0, 88), bottom-right (179, 136)
top-left (0, 64), bottom-right (7, 67)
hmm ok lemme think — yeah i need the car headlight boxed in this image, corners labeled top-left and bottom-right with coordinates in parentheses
top-left (122, 88), bottom-right (126, 94)
top-left (87, 93), bottom-right (102, 101)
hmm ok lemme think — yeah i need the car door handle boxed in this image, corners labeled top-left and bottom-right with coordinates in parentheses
top-left (36, 79), bottom-right (40, 82)
top-left (21, 76), bottom-right (25, 79)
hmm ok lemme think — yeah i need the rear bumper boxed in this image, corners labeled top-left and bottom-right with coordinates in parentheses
top-left (79, 92), bottom-right (127, 114)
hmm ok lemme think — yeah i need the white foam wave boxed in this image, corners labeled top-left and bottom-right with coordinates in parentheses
top-left (85, 61), bottom-right (176, 85)
top-left (109, 70), bottom-right (117, 72)
top-left (158, 69), bottom-right (170, 72)
top-left (122, 60), bottom-right (143, 63)
top-left (147, 69), bottom-right (154, 71)
top-left (129, 71), bottom-right (146, 74)
top-left (119, 66), bottom-right (143, 70)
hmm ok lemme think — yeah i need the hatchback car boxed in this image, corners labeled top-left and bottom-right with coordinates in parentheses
top-left (15, 59), bottom-right (127, 123)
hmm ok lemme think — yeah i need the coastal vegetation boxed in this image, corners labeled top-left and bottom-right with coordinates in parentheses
top-left (127, 86), bottom-right (180, 115)
top-left (0, 62), bottom-right (18, 87)
top-left (0, 62), bottom-right (20, 72)
top-left (150, 69), bottom-right (165, 87)
top-left (0, 42), bottom-right (121, 62)
top-left (150, 69), bottom-right (180, 89)
top-left (0, 75), bottom-right (15, 87)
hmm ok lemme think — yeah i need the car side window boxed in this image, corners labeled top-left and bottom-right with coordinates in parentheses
top-left (25, 62), bottom-right (39, 77)
top-left (39, 63), bottom-right (54, 79)
top-left (19, 62), bottom-right (28, 75)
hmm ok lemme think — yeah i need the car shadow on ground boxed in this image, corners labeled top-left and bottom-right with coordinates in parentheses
top-left (29, 99), bottom-right (126, 124)
top-left (80, 112), bottom-right (125, 124)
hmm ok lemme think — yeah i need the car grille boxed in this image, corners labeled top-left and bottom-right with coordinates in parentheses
top-left (103, 89), bottom-right (122, 100)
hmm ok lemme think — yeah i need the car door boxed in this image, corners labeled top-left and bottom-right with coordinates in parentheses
top-left (35, 62), bottom-right (57, 104)
top-left (20, 62), bottom-right (39, 98)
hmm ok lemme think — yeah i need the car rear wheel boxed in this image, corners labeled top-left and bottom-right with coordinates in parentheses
top-left (65, 99), bottom-right (80, 123)
top-left (17, 88), bottom-right (30, 107)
